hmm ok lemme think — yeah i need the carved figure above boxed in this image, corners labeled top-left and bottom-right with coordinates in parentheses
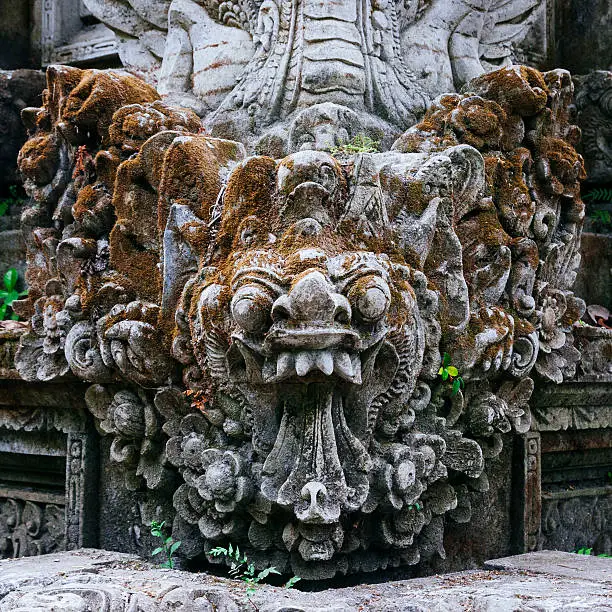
top-left (15, 63), bottom-right (586, 578)
top-left (573, 70), bottom-right (612, 183)
top-left (83, 0), bottom-right (544, 150)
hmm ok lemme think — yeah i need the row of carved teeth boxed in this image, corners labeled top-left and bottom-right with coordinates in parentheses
top-left (262, 350), bottom-right (362, 383)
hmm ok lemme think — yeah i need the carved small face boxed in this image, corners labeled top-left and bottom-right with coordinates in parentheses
top-left (275, 150), bottom-right (345, 226)
top-left (288, 103), bottom-right (360, 152)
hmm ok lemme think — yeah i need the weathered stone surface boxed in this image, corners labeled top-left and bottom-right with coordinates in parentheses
top-left (0, 549), bottom-right (611, 611)
top-left (83, 0), bottom-right (545, 150)
top-left (11, 61), bottom-right (593, 578)
top-left (484, 550), bottom-right (612, 584)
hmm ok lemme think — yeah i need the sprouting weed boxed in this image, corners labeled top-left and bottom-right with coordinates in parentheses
top-left (438, 352), bottom-right (464, 395)
top-left (210, 543), bottom-right (300, 600)
top-left (150, 520), bottom-right (181, 569)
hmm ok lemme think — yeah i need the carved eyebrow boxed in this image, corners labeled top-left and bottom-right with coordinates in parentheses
top-left (330, 258), bottom-right (387, 288)
top-left (231, 268), bottom-right (285, 293)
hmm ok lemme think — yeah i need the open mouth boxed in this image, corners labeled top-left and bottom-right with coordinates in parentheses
top-left (261, 348), bottom-right (362, 384)
top-left (232, 326), bottom-right (364, 384)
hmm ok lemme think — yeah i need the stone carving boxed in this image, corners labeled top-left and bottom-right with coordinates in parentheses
top-left (0, 498), bottom-right (65, 558)
top-left (530, 382), bottom-right (612, 432)
top-left (85, 384), bottom-right (174, 491)
top-left (573, 70), bottom-right (612, 183)
top-left (542, 494), bottom-right (612, 555)
top-left (83, 0), bottom-right (544, 150)
top-left (0, 70), bottom-right (46, 187)
top-left (14, 60), bottom-right (587, 578)
top-left (0, 386), bottom-right (96, 558)
top-left (574, 326), bottom-right (612, 382)
top-left (41, 0), bottom-right (118, 67)
top-left (0, 323), bottom-right (27, 378)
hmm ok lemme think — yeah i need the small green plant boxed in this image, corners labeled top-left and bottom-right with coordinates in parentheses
top-left (589, 207), bottom-right (612, 229)
top-left (438, 352), bottom-right (464, 395)
top-left (0, 268), bottom-right (28, 321)
top-left (210, 543), bottom-right (300, 597)
top-left (574, 547), bottom-right (611, 558)
top-left (0, 185), bottom-right (24, 217)
top-left (150, 520), bottom-right (181, 569)
top-left (407, 502), bottom-right (422, 511)
top-left (329, 134), bottom-right (380, 156)
top-left (583, 187), bottom-right (612, 202)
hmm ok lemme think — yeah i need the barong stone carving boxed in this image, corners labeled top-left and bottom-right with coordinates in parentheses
top-left (14, 57), bottom-right (586, 578)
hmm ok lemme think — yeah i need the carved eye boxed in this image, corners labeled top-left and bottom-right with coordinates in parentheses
top-left (318, 163), bottom-right (337, 192)
top-left (231, 284), bottom-right (274, 333)
top-left (298, 134), bottom-right (315, 150)
top-left (347, 275), bottom-right (391, 323)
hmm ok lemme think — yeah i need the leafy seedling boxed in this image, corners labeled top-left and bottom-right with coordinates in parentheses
top-left (210, 543), bottom-right (300, 599)
top-left (0, 268), bottom-right (28, 321)
top-left (329, 134), bottom-right (380, 156)
top-left (0, 185), bottom-right (25, 217)
top-left (150, 520), bottom-right (181, 569)
top-left (583, 187), bottom-right (612, 202)
top-left (438, 352), bottom-right (464, 395)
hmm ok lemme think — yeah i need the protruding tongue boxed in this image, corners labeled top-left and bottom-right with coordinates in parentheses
top-left (262, 383), bottom-right (370, 525)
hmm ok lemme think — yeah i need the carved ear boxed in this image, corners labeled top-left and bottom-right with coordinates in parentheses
top-left (447, 144), bottom-right (485, 221)
top-left (161, 204), bottom-right (205, 320)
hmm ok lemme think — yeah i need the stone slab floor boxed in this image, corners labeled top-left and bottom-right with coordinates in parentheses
top-left (0, 549), bottom-right (610, 611)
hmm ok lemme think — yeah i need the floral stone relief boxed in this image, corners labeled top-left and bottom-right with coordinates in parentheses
top-left (14, 61), bottom-right (587, 579)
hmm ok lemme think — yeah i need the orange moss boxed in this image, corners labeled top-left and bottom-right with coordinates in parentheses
top-left (61, 69), bottom-right (160, 145)
top-left (215, 156), bottom-right (277, 259)
top-left (18, 134), bottom-right (59, 185)
top-left (157, 136), bottom-right (244, 233)
top-left (467, 66), bottom-right (549, 117)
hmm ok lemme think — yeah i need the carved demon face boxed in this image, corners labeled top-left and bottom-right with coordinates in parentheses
top-left (184, 152), bottom-right (426, 555)
top-left (191, 219), bottom-right (424, 516)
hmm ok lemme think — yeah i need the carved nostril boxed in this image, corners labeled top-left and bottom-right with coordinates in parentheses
top-left (301, 481), bottom-right (327, 506)
top-left (333, 295), bottom-right (352, 325)
top-left (271, 294), bottom-right (291, 322)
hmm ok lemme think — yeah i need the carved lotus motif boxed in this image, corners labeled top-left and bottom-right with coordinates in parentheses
top-left (196, 450), bottom-right (252, 513)
top-left (85, 385), bottom-right (172, 491)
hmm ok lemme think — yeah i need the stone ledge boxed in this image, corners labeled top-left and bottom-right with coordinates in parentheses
top-left (0, 549), bottom-right (610, 611)
top-left (484, 549), bottom-right (612, 584)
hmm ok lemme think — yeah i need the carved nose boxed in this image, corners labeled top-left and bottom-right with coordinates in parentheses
top-left (271, 271), bottom-right (351, 324)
